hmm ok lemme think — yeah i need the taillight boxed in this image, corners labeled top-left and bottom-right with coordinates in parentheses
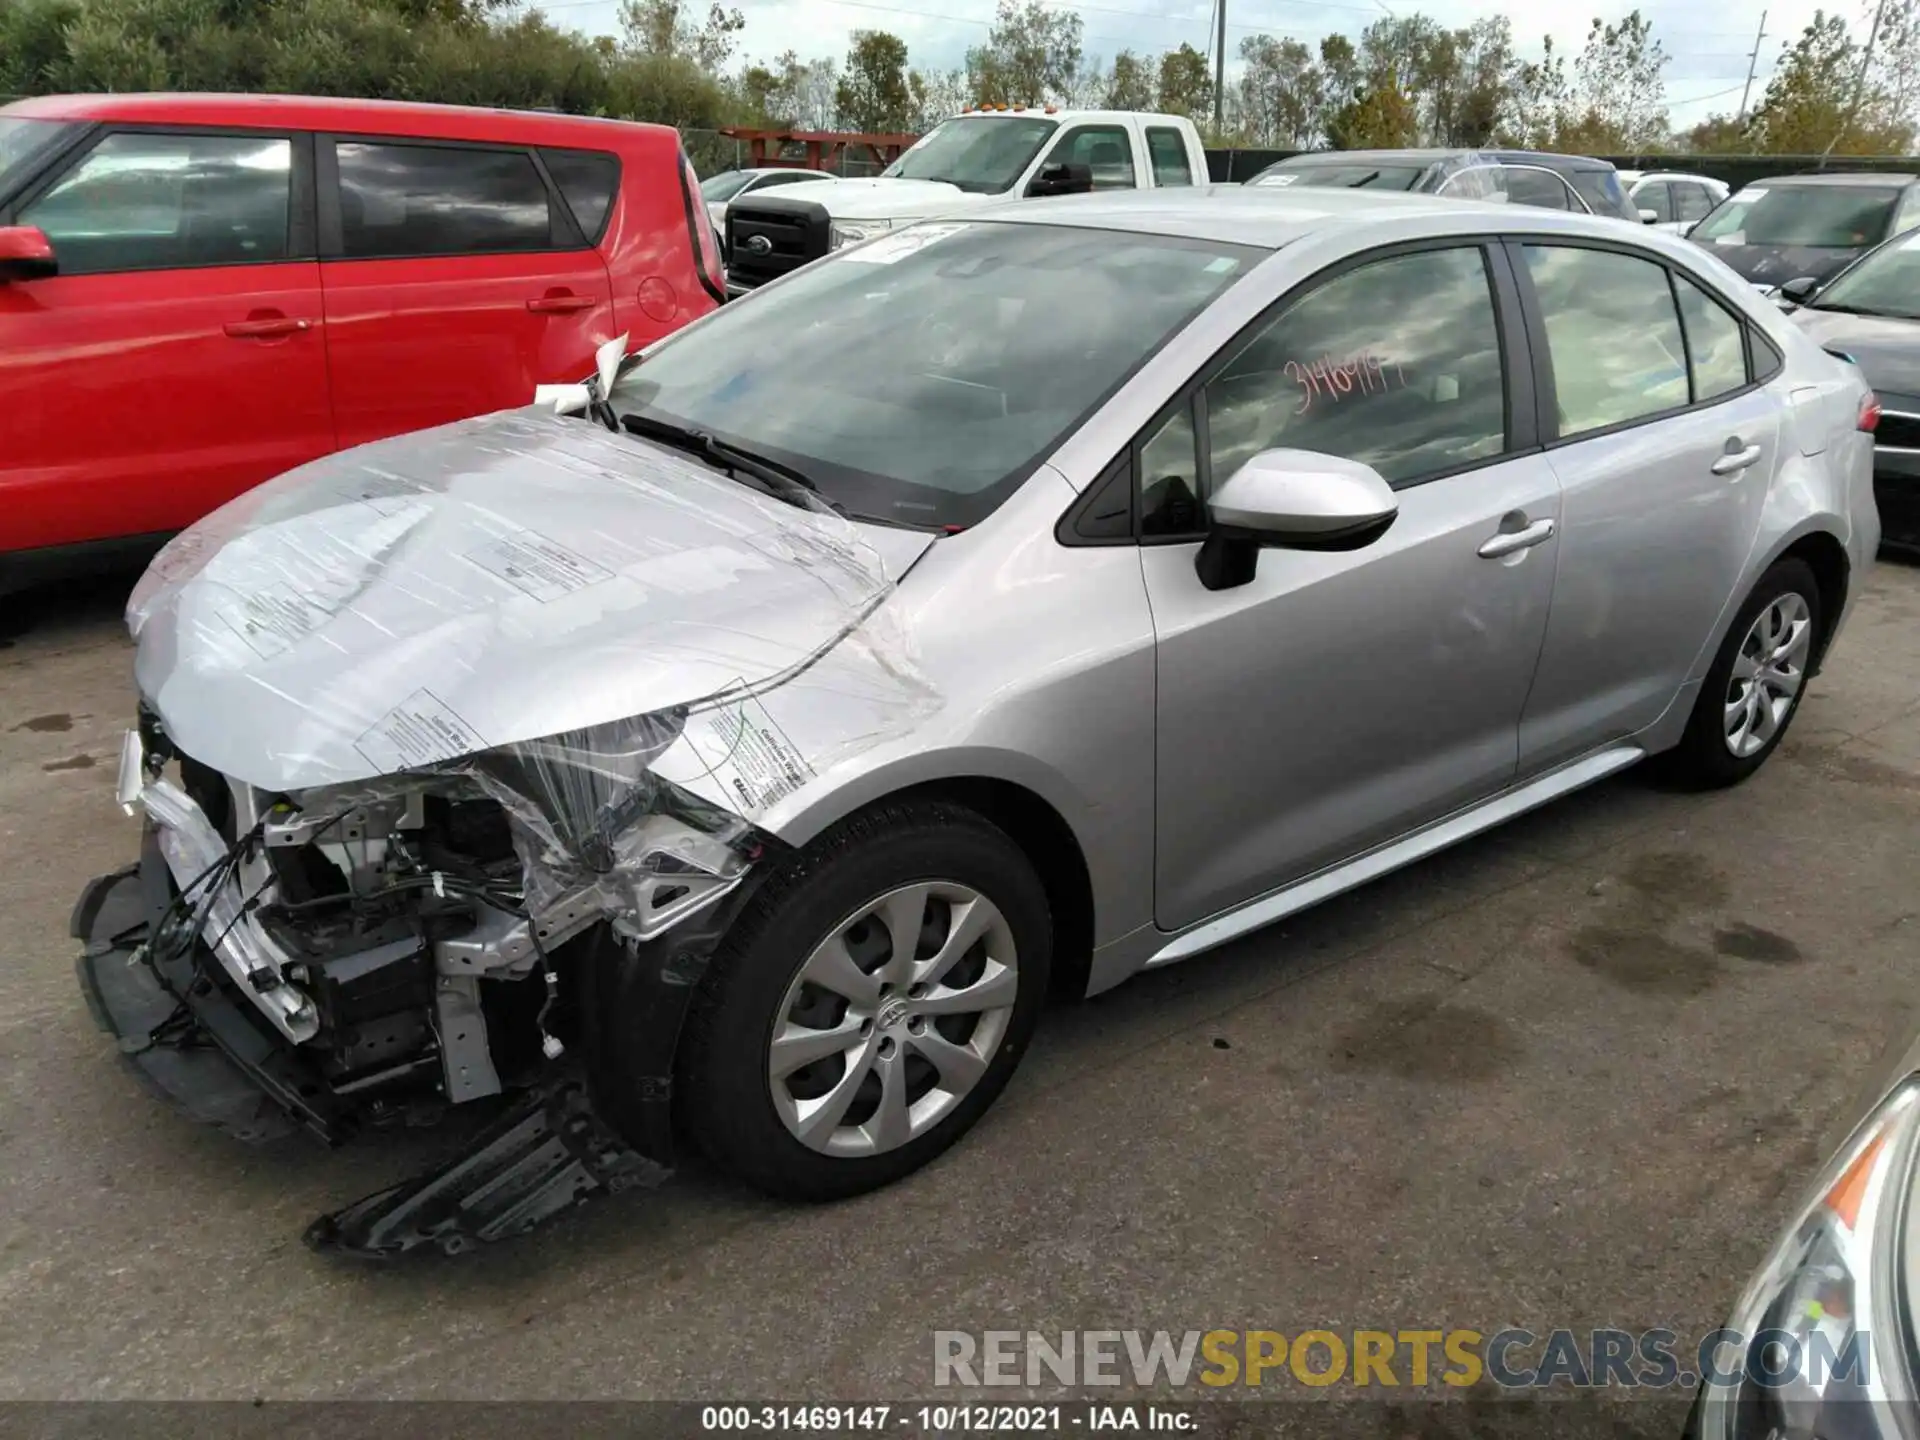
top-left (1859, 392), bottom-right (1882, 433)
top-left (677, 150), bottom-right (726, 306)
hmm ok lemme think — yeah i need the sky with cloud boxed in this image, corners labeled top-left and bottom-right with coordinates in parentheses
top-left (531, 0), bottom-right (1867, 129)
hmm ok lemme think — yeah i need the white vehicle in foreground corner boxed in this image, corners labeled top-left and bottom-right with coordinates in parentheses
top-left (721, 106), bottom-right (1209, 296)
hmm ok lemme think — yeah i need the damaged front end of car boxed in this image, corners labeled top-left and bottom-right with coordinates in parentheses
top-left (74, 408), bottom-right (935, 1258)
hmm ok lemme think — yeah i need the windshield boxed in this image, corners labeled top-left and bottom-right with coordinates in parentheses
top-left (0, 118), bottom-right (72, 195)
top-left (880, 116), bottom-right (1058, 194)
top-left (1693, 185), bottom-right (1897, 248)
top-left (609, 221), bottom-right (1258, 528)
top-left (1810, 231), bottom-right (1920, 319)
top-left (700, 170), bottom-right (754, 203)
top-left (1249, 161), bottom-right (1428, 191)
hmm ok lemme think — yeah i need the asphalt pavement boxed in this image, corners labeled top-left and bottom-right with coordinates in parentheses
top-left (3, 563), bottom-right (1920, 1420)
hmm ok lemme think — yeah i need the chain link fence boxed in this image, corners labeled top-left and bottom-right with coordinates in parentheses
top-left (679, 127), bottom-right (896, 180)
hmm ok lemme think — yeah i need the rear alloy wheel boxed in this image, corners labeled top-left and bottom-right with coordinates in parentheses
top-left (1722, 591), bottom-right (1813, 759)
top-left (1661, 557), bottom-right (1822, 789)
top-left (676, 801), bottom-right (1051, 1201)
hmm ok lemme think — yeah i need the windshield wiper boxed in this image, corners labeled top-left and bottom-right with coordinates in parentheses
top-left (1346, 171), bottom-right (1382, 188)
top-left (619, 412), bottom-right (842, 514)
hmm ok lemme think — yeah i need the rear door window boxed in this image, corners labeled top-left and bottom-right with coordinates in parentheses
top-left (1673, 272), bottom-right (1749, 401)
top-left (20, 130), bottom-right (292, 275)
top-left (539, 147), bottom-right (619, 242)
top-left (1524, 244), bottom-right (1690, 436)
top-left (1146, 127), bottom-right (1193, 186)
top-left (334, 141), bottom-right (555, 259)
top-left (1673, 182), bottom-right (1716, 223)
top-left (1502, 167), bottom-right (1572, 210)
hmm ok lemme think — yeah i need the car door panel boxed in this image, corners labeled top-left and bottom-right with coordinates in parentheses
top-left (1138, 240), bottom-right (1559, 933)
top-left (1145, 456), bottom-right (1562, 931)
top-left (317, 136), bottom-right (614, 450)
top-left (0, 127), bottom-right (331, 553)
top-left (1513, 241), bottom-right (1780, 773)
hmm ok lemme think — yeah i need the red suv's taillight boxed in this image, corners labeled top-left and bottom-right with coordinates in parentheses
top-left (677, 151), bottom-right (726, 306)
top-left (1859, 392), bottom-right (1882, 433)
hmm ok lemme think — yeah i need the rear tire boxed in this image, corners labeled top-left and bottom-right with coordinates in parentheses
top-left (1658, 558), bottom-right (1821, 790)
top-left (676, 800), bottom-right (1051, 1201)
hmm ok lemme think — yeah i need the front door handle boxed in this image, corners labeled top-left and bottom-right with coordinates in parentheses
top-left (1711, 443), bottom-right (1764, 476)
top-left (1477, 517), bottom-right (1556, 558)
top-left (224, 315), bottom-right (311, 339)
top-left (527, 292), bottom-right (596, 314)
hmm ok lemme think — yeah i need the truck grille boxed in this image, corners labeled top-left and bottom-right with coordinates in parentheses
top-left (725, 195), bottom-right (832, 292)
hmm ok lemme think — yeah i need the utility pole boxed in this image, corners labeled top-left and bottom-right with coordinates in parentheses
top-left (1736, 9), bottom-right (1767, 122)
top-left (1823, 0), bottom-right (1889, 163)
top-left (1210, 0), bottom-right (1226, 129)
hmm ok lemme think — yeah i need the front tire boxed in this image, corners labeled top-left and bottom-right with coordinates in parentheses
top-left (1660, 557), bottom-right (1821, 789)
top-left (676, 800), bottom-right (1052, 1201)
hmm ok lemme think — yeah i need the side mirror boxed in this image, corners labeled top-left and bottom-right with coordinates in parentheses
top-left (1195, 450), bottom-right (1399, 592)
top-left (1026, 162), bottom-right (1093, 198)
top-left (1639, 208), bottom-right (1660, 224)
top-left (1779, 276), bottom-right (1822, 305)
top-left (0, 225), bottom-right (56, 282)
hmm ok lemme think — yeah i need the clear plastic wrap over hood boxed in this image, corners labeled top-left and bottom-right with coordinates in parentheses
top-left (128, 409), bottom-right (936, 795)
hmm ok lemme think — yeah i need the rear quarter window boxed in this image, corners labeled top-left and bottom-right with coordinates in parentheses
top-left (1570, 169), bottom-right (1635, 219)
top-left (540, 147), bottom-right (620, 242)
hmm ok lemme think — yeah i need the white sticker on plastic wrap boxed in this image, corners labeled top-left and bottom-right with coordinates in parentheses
top-left (465, 531), bottom-right (613, 602)
top-left (677, 694), bottom-right (817, 815)
top-left (841, 223), bottom-right (969, 265)
top-left (216, 585), bottom-right (345, 660)
top-left (355, 689), bottom-right (488, 772)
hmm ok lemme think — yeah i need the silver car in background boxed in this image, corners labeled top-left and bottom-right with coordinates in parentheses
top-left (82, 187), bottom-right (1879, 1239)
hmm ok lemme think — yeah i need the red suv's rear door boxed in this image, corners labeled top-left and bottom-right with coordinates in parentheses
top-left (316, 136), bottom-right (615, 449)
top-left (0, 125), bottom-right (332, 553)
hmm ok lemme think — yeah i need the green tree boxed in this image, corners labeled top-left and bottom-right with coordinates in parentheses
top-left (618, 0), bottom-right (743, 72)
top-left (965, 0), bottom-right (1081, 106)
top-left (1751, 10), bottom-right (1912, 153)
top-left (1106, 47), bottom-right (1155, 110)
top-left (1496, 35), bottom-right (1569, 149)
top-left (1566, 10), bottom-right (1669, 151)
top-left (1235, 34), bottom-right (1321, 147)
top-left (1155, 41), bottom-right (1211, 118)
top-left (835, 29), bottom-right (911, 132)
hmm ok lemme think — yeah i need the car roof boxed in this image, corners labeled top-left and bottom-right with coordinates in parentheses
top-left (971, 184), bottom-right (1607, 248)
top-left (1751, 171), bottom-right (1920, 187)
top-left (2, 92), bottom-right (679, 148)
top-left (951, 107), bottom-right (1192, 127)
top-left (1273, 147), bottom-right (1614, 172)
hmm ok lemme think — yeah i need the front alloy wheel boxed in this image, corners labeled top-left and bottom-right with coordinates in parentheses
top-left (674, 800), bottom-right (1051, 1201)
top-left (770, 883), bottom-right (1018, 1156)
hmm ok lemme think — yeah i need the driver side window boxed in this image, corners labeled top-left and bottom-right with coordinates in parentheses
top-left (1138, 246), bottom-right (1510, 536)
top-left (1043, 126), bottom-right (1137, 191)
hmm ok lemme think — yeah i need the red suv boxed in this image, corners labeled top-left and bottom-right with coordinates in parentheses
top-left (0, 94), bottom-right (725, 591)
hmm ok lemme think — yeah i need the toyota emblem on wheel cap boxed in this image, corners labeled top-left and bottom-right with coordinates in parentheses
top-left (745, 234), bottom-right (773, 256)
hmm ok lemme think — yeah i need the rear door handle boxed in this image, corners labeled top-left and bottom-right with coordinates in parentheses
top-left (1711, 443), bottom-right (1764, 475)
top-left (224, 316), bottom-right (311, 339)
top-left (527, 293), bottom-right (596, 314)
top-left (1477, 517), bottom-right (1556, 558)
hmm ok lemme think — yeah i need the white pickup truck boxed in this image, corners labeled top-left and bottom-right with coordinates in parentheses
top-left (723, 107), bottom-right (1210, 296)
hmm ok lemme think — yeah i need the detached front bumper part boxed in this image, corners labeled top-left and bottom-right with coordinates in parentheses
top-left (72, 847), bottom-right (333, 1145)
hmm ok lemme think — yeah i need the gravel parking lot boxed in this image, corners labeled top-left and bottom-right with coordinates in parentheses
top-left (4, 562), bottom-right (1920, 1415)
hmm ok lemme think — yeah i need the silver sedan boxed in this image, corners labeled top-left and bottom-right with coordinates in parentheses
top-left (88, 186), bottom-right (1881, 1229)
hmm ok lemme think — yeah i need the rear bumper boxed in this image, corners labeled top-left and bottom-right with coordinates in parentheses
top-left (72, 836), bottom-right (343, 1145)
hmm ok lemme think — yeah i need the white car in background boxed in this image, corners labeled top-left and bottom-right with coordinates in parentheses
top-left (700, 167), bottom-right (838, 255)
top-left (1618, 169), bottom-right (1730, 235)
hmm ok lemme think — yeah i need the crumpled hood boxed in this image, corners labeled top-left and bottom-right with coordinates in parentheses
top-left (129, 409), bottom-right (933, 792)
top-left (787, 176), bottom-right (981, 221)
top-left (1692, 239), bottom-right (1863, 287)
top-left (1788, 306), bottom-right (1920, 397)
